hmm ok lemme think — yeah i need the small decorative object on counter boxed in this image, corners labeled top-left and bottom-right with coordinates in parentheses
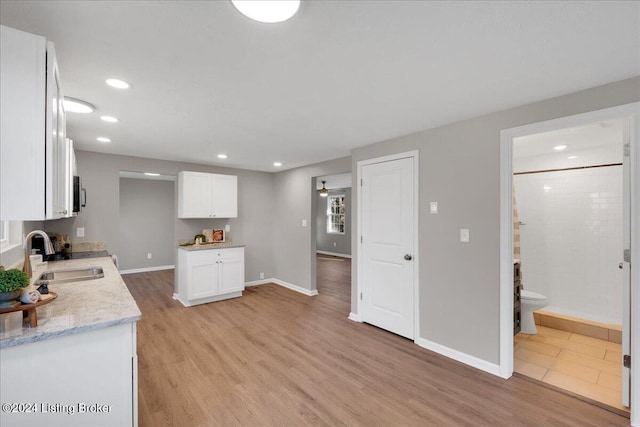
top-left (194, 234), bottom-right (206, 245)
top-left (62, 234), bottom-right (72, 255)
top-left (0, 267), bottom-right (31, 309)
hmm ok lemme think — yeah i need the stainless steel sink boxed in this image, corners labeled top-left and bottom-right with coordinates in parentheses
top-left (35, 266), bottom-right (104, 284)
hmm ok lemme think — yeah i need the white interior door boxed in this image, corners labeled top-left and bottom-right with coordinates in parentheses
top-left (360, 156), bottom-right (415, 339)
top-left (622, 121), bottom-right (631, 407)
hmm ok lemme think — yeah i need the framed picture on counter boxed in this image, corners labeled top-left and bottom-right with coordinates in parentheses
top-left (202, 229), bottom-right (225, 243)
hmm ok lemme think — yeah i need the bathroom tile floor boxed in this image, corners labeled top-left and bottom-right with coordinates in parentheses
top-left (514, 325), bottom-right (629, 414)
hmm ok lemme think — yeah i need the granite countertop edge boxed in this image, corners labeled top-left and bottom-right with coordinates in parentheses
top-left (0, 314), bottom-right (141, 349)
top-left (178, 242), bottom-right (245, 251)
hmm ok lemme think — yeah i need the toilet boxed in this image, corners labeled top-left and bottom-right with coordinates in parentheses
top-left (520, 289), bottom-right (548, 334)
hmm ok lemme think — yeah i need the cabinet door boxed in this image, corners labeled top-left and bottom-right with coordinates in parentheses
top-left (218, 248), bottom-right (245, 294)
top-left (46, 42), bottom-right (68, 219)
top-left (179, 172), bottom-right (213, 218)
top-left (211, 174), bottom-right (238, 218)
top-left (187, 251), bottom-right (218, 299)
top-left (0, 25), bottom-right (47, 220)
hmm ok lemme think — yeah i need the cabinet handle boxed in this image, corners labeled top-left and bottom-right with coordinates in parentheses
top-left (59, 210), bottom-right (67, 215)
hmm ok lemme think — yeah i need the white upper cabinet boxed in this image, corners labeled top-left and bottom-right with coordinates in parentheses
top-left (178, 171), bottom-right (238, 218)
top-left (0, 25), bottom-right (71, 220)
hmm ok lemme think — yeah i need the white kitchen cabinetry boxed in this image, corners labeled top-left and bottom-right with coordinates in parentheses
top-left (176, 247), bottom-right (245, 306)
top-left (178, 171), bottom-right (238, 218)
top-left (0, 323), bottom-right (137, 427)
top-left (0, 25), bottom-right (72, 220)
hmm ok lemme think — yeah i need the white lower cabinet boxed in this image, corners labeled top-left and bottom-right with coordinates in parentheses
top-left (0, 323), bottom-right (138, 427)
top-left (176, 247), bottom-right (244, 306)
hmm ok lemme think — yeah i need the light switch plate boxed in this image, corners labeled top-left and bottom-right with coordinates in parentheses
top-left (460, 228), bottom-right (470, 243)
top-left (430, 202), bottom-right (438, 214)
top-left (76, 227), bottom-right (85, 237)
top-left (225, 224), bottom-right (231, 232)
top-left (302, 219), bottom-right (307, 227)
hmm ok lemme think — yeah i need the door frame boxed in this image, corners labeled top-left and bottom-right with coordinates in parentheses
top-left (499, 103), bottom-right (640, 422)
top-left (355, 150), bottom-right (420, 340)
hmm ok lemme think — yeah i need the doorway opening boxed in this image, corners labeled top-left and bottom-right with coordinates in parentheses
top-left (314, 173), bottom-right (352, 301)
top-left (499, 103), bottom-right (639, 421)
top-left (512, 118), bottom-right (628, 414)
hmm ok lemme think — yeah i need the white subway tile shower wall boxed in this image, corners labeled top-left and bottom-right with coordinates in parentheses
top-left (514, 166), bottom-right (623, 325)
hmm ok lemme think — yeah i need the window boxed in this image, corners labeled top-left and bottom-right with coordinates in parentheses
top-left (0, 221), bottom-right (7, 245)
top-left (327, 195), bottom-right (345, 234)
top-left (0, 220), bottom-right (23, 254)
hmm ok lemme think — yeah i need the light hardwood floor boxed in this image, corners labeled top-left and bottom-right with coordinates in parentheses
top-left (123, 257), bottom-right (628, 426)
top-left (515, 325), bottom-right (629, 414)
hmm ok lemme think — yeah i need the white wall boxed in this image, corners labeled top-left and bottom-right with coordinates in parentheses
top-left (514, 166), bottom-right (623, 324)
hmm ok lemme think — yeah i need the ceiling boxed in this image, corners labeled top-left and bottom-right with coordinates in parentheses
top-left (316, 173), bottom-right (351, 190)
top-left (1, 1), bottom-right (638, 172)
top-left (514, 119), bottom-right (623, 159)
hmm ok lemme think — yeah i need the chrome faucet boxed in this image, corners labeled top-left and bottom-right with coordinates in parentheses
top-left (23, 230), bottom-right (55, 278)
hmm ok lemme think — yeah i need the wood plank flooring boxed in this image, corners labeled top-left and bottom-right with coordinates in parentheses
top-left (123, 257), bottom-right (628, 426)
top-left (515, 326), bottom-right (629, 414)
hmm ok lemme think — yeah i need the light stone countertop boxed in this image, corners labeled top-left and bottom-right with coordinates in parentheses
top-left (178, 242), bottom-right (245, 251)
top-left (0, 255), bottom-right (141, 349)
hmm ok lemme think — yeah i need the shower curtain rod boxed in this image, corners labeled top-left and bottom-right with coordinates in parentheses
top-left (514, 162), bottom-right (622, 176)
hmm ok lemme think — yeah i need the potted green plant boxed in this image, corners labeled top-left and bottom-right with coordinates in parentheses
top-left (0, 267), bottom-right (30, 308)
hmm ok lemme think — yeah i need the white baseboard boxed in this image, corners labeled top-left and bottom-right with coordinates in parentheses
top-left (245, 279), bottom-right (272, 287)
top-left (316, 250), bottom-right (352, 259)
top-left (245, 278), bottom-right (318, 296)
top-left (348, 312), bottom-right (362, 322)
top-left (415, 337), bottom-right (502, 377)
top-left (120, 265), bottom-right (175, 275)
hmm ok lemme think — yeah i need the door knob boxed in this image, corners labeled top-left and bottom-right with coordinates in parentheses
top-left (404, 254), bottom-right (413, 261)
top-left (619, 263), bottom-right (623, 269)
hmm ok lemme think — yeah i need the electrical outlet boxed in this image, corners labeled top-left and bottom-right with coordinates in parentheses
top-left (460, 229), bottom-right (470, 243)
top-left (147, 253), bottom-right (152, 259)
top-left (430, 201), bottom-right (438, 214)
top-left (76, 227), bottom-right (85, 237)
top-left (333, 242), bottom-right (337, 247)
top-left (225, 224), bottom-right (231, 232)
top-left (302, 219), bottom-right (307, 227)
top-left (259, 272), bottom-right (265, 279)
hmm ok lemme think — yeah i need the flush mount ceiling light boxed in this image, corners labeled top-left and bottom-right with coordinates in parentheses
top-left (106, 78), bottom-right (130, 89)
top-left (217, 154), bottom-right (228, 159)
top-left (96, 137), bottom-right (111, 143)
top-left (568, 155), bottom-right (577, 159)
top-left (319, 180), bottom-right (328, 197)
top-left (273, 162), bottom-right (282, 167)
top-left (231, 0), bottom-right (300, 23)
top-left (100, 115), bottom-right (119, 123)
top-left (553, 144), bottom-right (568, 151)
top-left (63, 97), bottom-right (95, 114)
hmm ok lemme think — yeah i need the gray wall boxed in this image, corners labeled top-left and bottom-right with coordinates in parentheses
top-left (272, 157), bottom-right (352, 292)
top-left (45, 151), bottom-right (276, 283)
top-left (350, 76), bottom-right (640, 365)
top-left (316, 188), bottom-right (351, 256)
top-left (118, 178), bottom-right (175, 271)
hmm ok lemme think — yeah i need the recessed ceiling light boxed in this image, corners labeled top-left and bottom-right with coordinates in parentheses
top-left (273, 162), bottom-right (282, 167)
top-left (106, 78), bottom-right (130, 89)
top-left (96, 137), bottom-right (111, 143)
top-left (217, 154), bottom-right (228, 159)
top-left (553, 145), bottom-right (568, 151)
top-left (543, 185), bottom-right (552, 191)
top-left (144, 172), bottom-right (160, 176)
top-left (231, 0), bottom-right (300, 23)
top-left (100, 115), bottom-right (119, 123)
top-left (63, 97), bottom-right (95, 113)
top-left (568, 155), bottom-right (577, 159)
